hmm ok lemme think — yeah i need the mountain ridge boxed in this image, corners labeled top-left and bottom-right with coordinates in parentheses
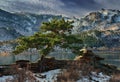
top-left (0, 9), bottom-right (120, 50)
top-left (72, 9), bottom-right (120, 47)
top-left (0, 8), bottom-right (63, 41)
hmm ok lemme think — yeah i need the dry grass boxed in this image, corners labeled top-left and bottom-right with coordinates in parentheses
top-left (109, 73), bottom-right (120, 82)
top-left (56, 60), bottom-right (120, 82)
top-left (4, 60), bottom-right (120, 82)
top-left (6, 64), bottom-right (38, 82)
top-left (56, 61), bottom-right (95, 82)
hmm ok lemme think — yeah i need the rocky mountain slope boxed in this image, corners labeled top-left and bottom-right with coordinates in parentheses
top-left (72, 9), bottom-right (120, 47)
top-left (0, 9), bottom-right (62, 41)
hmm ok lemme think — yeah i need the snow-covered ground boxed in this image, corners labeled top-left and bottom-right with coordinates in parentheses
top-left (77, 72), bottom-right (111, 82)
top-left (0, 76), bottom-right (13, 82)
top-left (35, 69), bottom-right (61, 82)
top-left (0, 69), bottom-right (111, 82)
top-left (0, 69), bottom-right (61, 82)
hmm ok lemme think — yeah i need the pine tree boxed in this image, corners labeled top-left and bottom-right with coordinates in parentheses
top-left (13, 18), bottom-right (83, 58)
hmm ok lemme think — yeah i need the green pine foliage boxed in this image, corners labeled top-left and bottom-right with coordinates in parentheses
top-left (13, 18), bottom-right (83, 56)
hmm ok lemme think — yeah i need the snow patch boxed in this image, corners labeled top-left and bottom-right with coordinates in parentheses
top-left (77, 72), bottom-right (111, 82)
top-left (0, 76), bottom-right (13, 82)
top-left (35, 69), bottom-right (61, 82)
top-left (0, 69), bottom-right (111, 82)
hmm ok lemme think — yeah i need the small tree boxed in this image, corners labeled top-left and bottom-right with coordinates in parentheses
top-left (13, 18), bottom-right (83, 58)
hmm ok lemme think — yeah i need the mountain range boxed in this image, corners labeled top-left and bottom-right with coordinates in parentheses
top-left (73, 9), bottom-right (120, 48)
top-left (0, 9), bottom-right (120, 52)
top-left (0, 9), bottom-right (62, 41)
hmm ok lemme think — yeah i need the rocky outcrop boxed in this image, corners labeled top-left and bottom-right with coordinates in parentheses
top-left (30, 49), bottom-right (119, 74)
top-left (74, 49), bottom-right (119, 74)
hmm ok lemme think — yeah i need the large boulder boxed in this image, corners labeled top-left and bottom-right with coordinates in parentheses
top-left (75, 49), bottom-right (104, 61)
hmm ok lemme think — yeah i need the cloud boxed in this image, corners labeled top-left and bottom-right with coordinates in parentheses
top-left (0, 0), bottom-right (120, 17)
top-left (94, 0), bottom-right (120, 10)
top-left (0, 0), bottom-right (64, 15)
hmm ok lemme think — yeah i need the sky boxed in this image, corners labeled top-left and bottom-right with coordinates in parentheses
top-left (0, 0), bottom-right (120, 17)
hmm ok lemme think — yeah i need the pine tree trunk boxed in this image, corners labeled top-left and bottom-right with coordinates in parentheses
top-left (39, 55), bottom-right (45, 72)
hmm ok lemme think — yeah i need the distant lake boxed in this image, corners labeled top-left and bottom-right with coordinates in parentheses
top-left (0, 50), bottom-right (120, 69)
top-left (51, 50), bottom-right (120, 68)
top-left (94, 50), bottom-right (120, 68)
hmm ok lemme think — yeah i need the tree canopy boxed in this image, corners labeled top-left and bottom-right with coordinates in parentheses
top-left (13, 18), bottom-right (83, 56)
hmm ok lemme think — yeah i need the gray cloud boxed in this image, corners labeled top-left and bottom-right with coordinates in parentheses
top-left (94, 0), bottom-right (120, 10)
top-left (0, 0), bottom-right (120, 17)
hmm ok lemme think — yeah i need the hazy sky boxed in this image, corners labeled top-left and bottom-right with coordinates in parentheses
top-left (0, 0), bottom-right (120, 17)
